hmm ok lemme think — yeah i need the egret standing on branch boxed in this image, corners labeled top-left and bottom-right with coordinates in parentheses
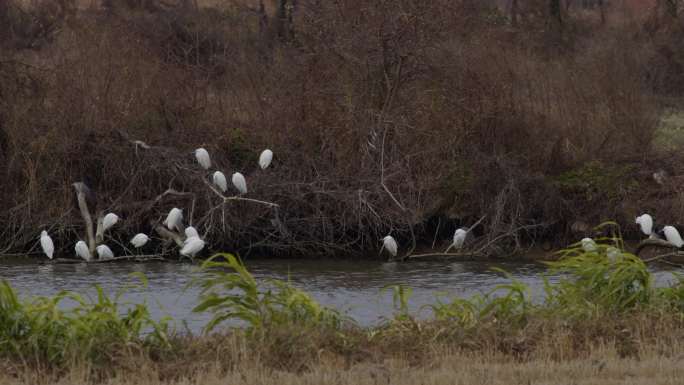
top-left (181, 237), bottom-right (205, 258)
top-left (232, 172), bottom-right (247, 194)
top-left (581, 238), bottom-right (597, 253)
top-left (194, 148), bottom-right (211, 170)
top-left (75, 241), bottom-right (92, 262)
top-left (96, 244), bottom-right (114, 260)
top-left (164, 208), bottom-right (183, 232)
top-left (184, 226), bottom-right (199, 240)
top-left (102, 213), bottom-right (119, 232)
top-left (40, 230), bottom-right (54, 259)
top-left (212, 171), bottom-right (228, 193)
top-left (635, 213), bottom-right (654, 238)
top-left (663, 226), bottom-right (683, 248)
top-left (380, 235), bottom-right (398, 258)
top-left (446, 228), bottom-right (467, 252)
top-left (130, 233), bottom-right (149, 248)
top-left (259, 149), bottom-right (273, 170)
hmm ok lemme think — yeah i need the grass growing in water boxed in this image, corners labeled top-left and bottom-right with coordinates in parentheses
top-left (0, 274), bottom-right (169, 369)
top-left (0, 233), bottom-right (683, 382)
top-left (193, 254), bottom-right (347, 334)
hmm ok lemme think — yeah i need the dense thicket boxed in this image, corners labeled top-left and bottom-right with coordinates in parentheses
top-left (0, 0), bottom-right (682, 258)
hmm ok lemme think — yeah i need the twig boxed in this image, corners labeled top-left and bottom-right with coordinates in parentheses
top-left (48, 254), bottom-right (167, 264)
top-left (635, 238), bottom-right (676, 256)
top-left (466, 215), bottom-right (487, 234)
top-left (72, 182), bottom-right (96, 254)
top-left (379, 127), bottom-right (406, 211)
top-left (407, 251), bottom-right (484, 260)
top-left (203, 179), bottom-right (279, 207)
top-left (643, 251), bottom-right (684, 263)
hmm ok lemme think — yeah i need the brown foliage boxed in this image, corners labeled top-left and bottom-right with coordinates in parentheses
top-left (0, 0), bottom-right (671, 258)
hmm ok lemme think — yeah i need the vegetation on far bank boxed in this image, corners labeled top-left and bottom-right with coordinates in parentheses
top-left (1, 236), bottom-right (684, 383)
top-left (2, 1), bottom-right (684, 258)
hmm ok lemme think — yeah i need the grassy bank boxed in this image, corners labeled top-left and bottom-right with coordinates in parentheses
top-left (2, 1), bottom-right (684, 258)
top-left (1, 238), bottom-right (684, 383)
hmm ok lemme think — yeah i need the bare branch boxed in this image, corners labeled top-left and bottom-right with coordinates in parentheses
top-left (72, 182), bottom-right (96, 254)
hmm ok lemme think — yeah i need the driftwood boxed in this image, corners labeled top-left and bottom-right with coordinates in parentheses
top-left (634, 238), bottom-right (677, 256)
top-left (72, 182), bottom-right (97, 254)
top-left (407, 251), bottom-right (485, 260)
top-left (634, 238), bottom-right (684, 268)
top-left (47, 254), bottom-right (166, 264)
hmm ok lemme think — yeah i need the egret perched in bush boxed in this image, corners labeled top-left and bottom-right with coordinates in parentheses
top-left (164, 208), bottom-right (183, 232)
top-left (581, 238), bottom-right (597, 253)
top-left (635, 214), bottom-right (654, 238)
top-left (181, 237), bottom-right (205, 257)
top-left (75, 241), bottom-right (92, 262)
top-left (606, 246), bottom-right (620, 262)
top-left (380, 235), bottom-right (398, 257)
top-left (185, 226), bottom-right (199, 240)
top-left (663, 226), bottom-right (683, 248)
top-left (446, 228), bottom-right (467, 252)
top-left (102, 213), bottom-right (119, 232)
top-left (96, 244), bottom-right (114, 260)
top-left (130, 233), bottom-right (149, 248)
top-left (259, 149), bottom-right (273, 170)
top-left (212, 171), bottom-right (228, 193)
top-left (195, 148), bottom-right (211, 170)
top-left (40, 230), bottom-right (54, 259)
top-left (232, 172), bottom-right (247, 194)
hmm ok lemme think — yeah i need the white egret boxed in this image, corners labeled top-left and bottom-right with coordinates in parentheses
top-left (180, 237), bottom-right (205, 257)
top-left (164, 208), bottom-right (183, 232)
top-left (653, 170), bottom-right (667, 186)
top-left (380, 235), bottom-right (398, 257)
top-left (102, 213), bottom-right (119, 232)
top-left (130, 233), bottom-right (149, 248)
top-left (663, 226), bottom-right (683, 248)
top-left (212, 171), bottom-right (228, 193)
top-left (606, 247), bottom-right (620, 262)
top-left (194, 148), bottom-right (211, 170)
top-left (40, 230), bottom-right (54, 260)
top-left (232, 172), bottom-right (247, 194)
top-left (259, 149), bottom-right (273, 170)
top-left (96, 244), bottom-right (114, 260)
top-left (75, 241), bottom-right (92, 262)
top-left (635, 214), bottom-right (654, 238)
top-left (581, 238), bottom-right (597, 253)
top-left (446, 228), bottom-right (467, 252)
top-left (185, 226), bottom-right (199, 239)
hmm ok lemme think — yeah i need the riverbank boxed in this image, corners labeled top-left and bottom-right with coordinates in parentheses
top-left (3, 2), bottom-right (684, 259)
top-left (1, 312), bottom-right (682, 385)
top-left (1, 244), bottom-right (683, 384)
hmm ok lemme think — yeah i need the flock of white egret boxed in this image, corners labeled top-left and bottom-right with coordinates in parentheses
top-left (380, 213), bottom-right (684, 259)
top-left (38, 147), bottom-right (273, 261)
top-left (37, 153), bottom-right (684, 262)
top-left (577, 213), bottom-right (684, 254)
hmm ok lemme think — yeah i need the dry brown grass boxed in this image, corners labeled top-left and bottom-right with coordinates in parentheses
top-left (2, 341), bottom-right (682, 385)
top-left (2, 311), bottom-right (683, 385)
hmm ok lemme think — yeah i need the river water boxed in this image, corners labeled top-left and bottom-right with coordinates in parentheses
top-left (0, 258), bottom-right (681, 332)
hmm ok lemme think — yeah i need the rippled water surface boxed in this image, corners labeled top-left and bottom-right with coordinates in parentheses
top-left (0, 258), bottom-right (680, 332)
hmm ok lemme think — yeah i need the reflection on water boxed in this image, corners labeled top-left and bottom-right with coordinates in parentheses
top-left (0, 258), bottom-right (681, 332)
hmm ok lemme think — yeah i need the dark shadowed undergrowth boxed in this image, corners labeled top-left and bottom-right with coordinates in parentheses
top-left (1, 1), bottom-right (681, 259)
top-left (0, 236), bottom-right (683, 383)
